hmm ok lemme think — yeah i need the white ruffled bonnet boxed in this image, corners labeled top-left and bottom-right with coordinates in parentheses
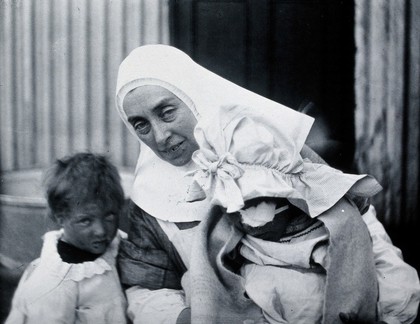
top-left (186, 105), bottom-right (382, 217)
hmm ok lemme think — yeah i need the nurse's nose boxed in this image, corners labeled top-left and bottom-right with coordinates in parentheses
top-left (153, 123), bottom-right (171, 148)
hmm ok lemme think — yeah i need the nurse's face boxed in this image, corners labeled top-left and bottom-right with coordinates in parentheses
top-left (123, 85), bottom-right (199, 166)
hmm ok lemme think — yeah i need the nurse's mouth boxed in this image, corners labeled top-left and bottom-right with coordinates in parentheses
top-left (168, 142), bottom-right (183, 153)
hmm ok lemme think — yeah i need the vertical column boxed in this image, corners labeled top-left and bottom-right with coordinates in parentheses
top-left (404, 0), bottom-right (420, 223)
top-left (107, 0), bottom-right (125, 167)
top-left (70, 0), bottom-right (89, 154)
top-left (384, 1), bottom-right (406, 224)
top-left (51, 0), bottom-right (70, 158)
top-left (20, 0), bottom-right (35, 167)
top-left (34, 0), bottom-right (53, 166)
top-left (0, 0), bottom-right (15, 170)
top-left (88, 0), bottom-right (106, 153)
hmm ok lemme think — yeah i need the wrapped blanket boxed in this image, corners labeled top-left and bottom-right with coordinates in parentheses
top-left (186, 198), bottom-right (378, 324)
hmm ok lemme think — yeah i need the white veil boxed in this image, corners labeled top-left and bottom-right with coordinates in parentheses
top-left (115, 45), bottom-right (314, 222)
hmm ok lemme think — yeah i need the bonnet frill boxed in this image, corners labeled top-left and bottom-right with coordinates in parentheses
top-left (186, 104), bottom-right (382, 217)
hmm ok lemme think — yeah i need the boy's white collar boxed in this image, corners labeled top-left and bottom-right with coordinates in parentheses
top-left (39, 229), bottom-right (125, 282)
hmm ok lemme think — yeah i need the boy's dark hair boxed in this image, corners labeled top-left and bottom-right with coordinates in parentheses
top-left (44, 153), bottom-right (125, 222)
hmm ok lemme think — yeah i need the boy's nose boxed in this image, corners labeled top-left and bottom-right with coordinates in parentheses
top-left (92, 220), bottom-right (106, 237)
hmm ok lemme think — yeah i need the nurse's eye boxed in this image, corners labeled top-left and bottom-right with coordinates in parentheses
top-left (133, 119), bottom-right (150, 135)
top-left (160, 107), bottom-right (176, 122)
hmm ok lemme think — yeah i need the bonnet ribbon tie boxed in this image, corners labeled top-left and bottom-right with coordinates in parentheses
top-left (186, 150), bottom-right (245, 212)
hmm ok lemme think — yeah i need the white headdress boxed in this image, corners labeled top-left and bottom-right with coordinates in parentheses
top-left (116, 45), bottom-right (314, 221)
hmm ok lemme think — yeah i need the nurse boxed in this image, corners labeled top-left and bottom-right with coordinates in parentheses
top-left (116, 45), bottom-right (420, 324)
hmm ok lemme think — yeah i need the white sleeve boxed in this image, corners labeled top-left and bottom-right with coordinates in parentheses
top-left (6, 260), bottom-right (76, 324)
top-left (5, 262), bottom-right (37, 324)
top-left (7, 277), bottom-right (77, 324)
top-left (25, 286), bottom-right (77, 324)
top-left (362, 205), bottom-right (420, 324)
top-left (126, 286), bottom-right (188, 324)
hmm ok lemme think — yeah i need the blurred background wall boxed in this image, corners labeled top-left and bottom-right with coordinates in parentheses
top-left (354, 0), bottom-right (419, 270)
top-left (355, 0), bottom-right (419, 227)
top-left (171, 0), bottom-right (357, 172)
top-left (0, 0), bottom-right (170, 172)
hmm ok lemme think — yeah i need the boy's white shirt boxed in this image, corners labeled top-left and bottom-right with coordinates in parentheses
top-left (126, 205), bottom-right (420, 324)
top-left (6, 230), bottom-right (127, 324)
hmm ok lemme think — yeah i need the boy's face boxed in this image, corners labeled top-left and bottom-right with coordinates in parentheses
top-left (59, 202), bottom-right (119, 255)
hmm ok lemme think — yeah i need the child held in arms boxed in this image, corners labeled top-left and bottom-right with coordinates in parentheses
top-left (186, 105), bottom-right (420, 324)
top-left (6, 153), bottom-right (127, 324)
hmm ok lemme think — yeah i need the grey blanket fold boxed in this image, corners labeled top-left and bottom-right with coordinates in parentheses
top-left (319, 198), bottom-right (378, 323)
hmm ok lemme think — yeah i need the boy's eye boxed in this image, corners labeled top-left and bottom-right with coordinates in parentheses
top-left (77, 218), bottom-right (92, 226)
top-left (104, 214), bottom-right (115, 222)
top-left (160, 107), bottom-right (176, 122)
top-left (133, 119), bottom-right (150, 135)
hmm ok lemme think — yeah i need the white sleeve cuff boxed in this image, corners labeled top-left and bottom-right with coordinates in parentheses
top-left (126, 286), bottom-right (188, 324)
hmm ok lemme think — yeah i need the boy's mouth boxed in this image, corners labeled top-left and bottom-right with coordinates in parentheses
top-left (91, 239), bottom-right (108, 249)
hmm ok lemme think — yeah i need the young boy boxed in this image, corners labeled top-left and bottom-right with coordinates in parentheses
top-left (6, 153), bottom-right (127, 324)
